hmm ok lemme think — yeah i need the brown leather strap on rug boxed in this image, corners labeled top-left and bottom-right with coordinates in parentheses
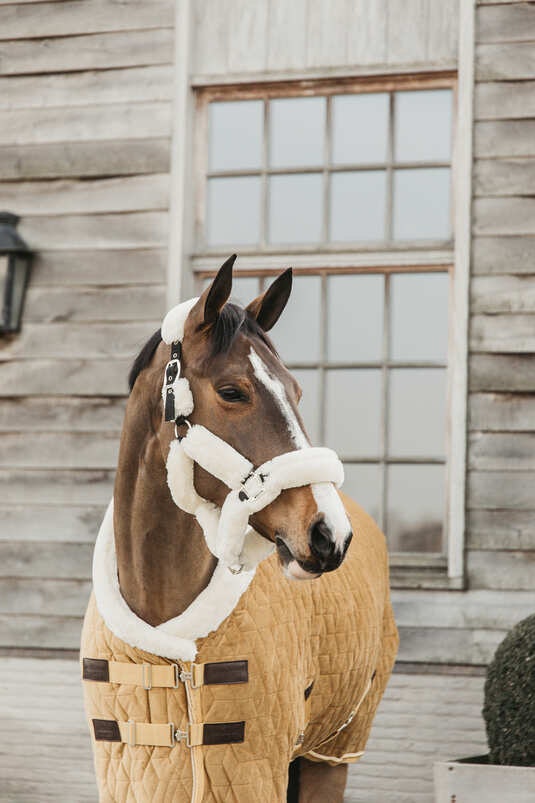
top-left (83, 657), bottom-right (248, 689)
top-left (92, 718), bottom-right (245, 747)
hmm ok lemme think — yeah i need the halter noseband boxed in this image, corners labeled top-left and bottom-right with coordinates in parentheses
top-left (161, 299), bottom-right (345, 574)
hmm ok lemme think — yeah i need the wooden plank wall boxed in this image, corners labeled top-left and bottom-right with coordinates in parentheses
top-left (0, 0), bottom-right (174, 650)
top-left (191, 0), bottom-right (459, 79)
top-left (188, 0), bottom-right (535, 665)
top-left (468, 0), bottom-right (535, 594)
top-left (2, 0), bottom-right (533, 666)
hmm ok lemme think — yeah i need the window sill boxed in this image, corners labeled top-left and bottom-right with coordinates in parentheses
top-left (389, 554), bottom-right (465, 590)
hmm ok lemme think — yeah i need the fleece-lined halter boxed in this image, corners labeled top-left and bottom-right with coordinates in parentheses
top-left (161, 298), bottom-right (346, 574)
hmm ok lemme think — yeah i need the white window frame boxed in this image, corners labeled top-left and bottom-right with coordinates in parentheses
top-left (169, 65), bottom-right (473, 590)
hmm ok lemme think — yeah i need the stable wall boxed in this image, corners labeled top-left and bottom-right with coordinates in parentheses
top-left (0, 0), bottom-right (534, 666)
top-left (0, 0), bottom-right (173, 650)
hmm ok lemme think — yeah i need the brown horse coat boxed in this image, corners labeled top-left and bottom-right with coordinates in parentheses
top-left (81, 495), bottom-right (398, 803)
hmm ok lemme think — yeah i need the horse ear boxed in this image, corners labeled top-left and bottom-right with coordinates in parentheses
top-left (199, 254), bottom-right (236, 326)
top-left (246, 268), bottom-right (292, 332)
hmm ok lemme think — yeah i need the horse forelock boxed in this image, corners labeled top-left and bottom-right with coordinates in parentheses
top-left (209, 302), bottom-right (278, 360)
top-left (128, 302), bottom-right (279, 393)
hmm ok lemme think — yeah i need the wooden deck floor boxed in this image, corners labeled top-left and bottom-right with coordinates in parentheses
top-left (0, 657), bottom-right (487, 802)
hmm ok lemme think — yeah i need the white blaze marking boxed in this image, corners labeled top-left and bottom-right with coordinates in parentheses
top-left (249, 349), bottom-right (351, 551)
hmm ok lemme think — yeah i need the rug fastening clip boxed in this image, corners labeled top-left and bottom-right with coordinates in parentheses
top-left (178, 668), bottom-right (201, 689)
top-left (173, 726), bottom-right (191, 747)
top-left (127, 719), bottom-right (136, 746)
top-left (142, 663), bottom-right (152, 690)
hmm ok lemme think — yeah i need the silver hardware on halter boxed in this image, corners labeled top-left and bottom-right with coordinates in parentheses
top-left (228, 563), bottom-right (244, 575)
top-left (165, 358), bottom-right (181, 378)
top-left (239, 470), bottom-right (269, 502)
top-left (175, 418), bottom-right (192, 440)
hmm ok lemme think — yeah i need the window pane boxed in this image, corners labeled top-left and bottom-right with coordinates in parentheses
top-left (231, 277), bottom-right (261, 307)
top-left (209, 100), bottom-right (263, 171)
top-left (327, 274), bottom-right (383, 362)
top-left (332, 93), bottom-right (389, 165)
top-left (292, 368), bottom-right (320, 445)
top-left (206, 176), bottom-right (261, 246)
top-left (330, 171), bottom-right (386, 242)
top-left (325, 369), bottom-right (382, 458)
top-left (390, 272), bottom-right (449, 361)
top-left (270, 275), bottom-right (321, 363)
top-left (388, 368), bottom-right (446, 458)
top-left (395, 89), bottom-right (452, 162)
top-left (269, 174), bottom-right (323, 244)
top-left (269, 97), bottom-right (325, 167)
top-left (393, 168), bottom-right (450, 240)
top-left (343, 463), bottom-right (382, 525)
top-left (387, 464), bottom-right (444, 553)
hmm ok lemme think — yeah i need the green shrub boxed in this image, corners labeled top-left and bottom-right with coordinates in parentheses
top-left (483, 614), bottom-right (535, 766)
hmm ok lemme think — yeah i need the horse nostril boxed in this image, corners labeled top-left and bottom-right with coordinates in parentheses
top-left (309, 518), bottom-right (335, 560)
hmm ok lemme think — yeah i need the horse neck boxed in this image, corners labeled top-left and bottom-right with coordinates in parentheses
top-left (113, 405), bottom-right (217, 627)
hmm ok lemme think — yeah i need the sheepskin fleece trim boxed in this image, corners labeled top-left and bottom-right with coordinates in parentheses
top-left (182, 424), bottom-right (253, 490)
top-left (161, 296), bottom-right (199, 344)
top-left (165, 439), bottom-right (274, 568)
top-left (166, 430), bottom-right (344, 571)
top-left (92, 499), bottom-right (255, 661)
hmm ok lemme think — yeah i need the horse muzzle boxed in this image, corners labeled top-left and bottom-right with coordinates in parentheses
top-left (276, 526), bottom-right (353, 580)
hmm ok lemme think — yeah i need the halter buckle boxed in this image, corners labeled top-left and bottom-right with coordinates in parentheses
top-left (165, 358), bottom-right (181, 385)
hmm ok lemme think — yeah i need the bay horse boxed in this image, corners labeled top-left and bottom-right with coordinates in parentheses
top-left (81, 255), bottom-right (398, 802)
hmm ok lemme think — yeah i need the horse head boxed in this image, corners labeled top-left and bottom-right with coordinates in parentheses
top-left (133, 255), bottom-right (353, 581)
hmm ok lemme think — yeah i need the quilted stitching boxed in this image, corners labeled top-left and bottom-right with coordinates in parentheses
top-left (81, 496), bottom-right (398, 802)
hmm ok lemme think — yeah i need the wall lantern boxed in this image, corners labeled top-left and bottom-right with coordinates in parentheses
top-left (0, 212), bottom-right (33, 334)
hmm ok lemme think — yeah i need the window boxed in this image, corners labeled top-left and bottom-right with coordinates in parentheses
top-left (193, 74), bottom-right (457, 583)
top-left (199, 83), bottom-right (453, 250)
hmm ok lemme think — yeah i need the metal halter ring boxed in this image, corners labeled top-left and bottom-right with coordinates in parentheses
top-left (228, 563), bottom-right (244, 575)
top-left (175, 417), bottom-right (192, 440)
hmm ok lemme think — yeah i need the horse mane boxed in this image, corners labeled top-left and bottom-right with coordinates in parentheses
top-left (128, 302), bottom-right (277, 393)
top-left (128, 329), bottom-right (163, 392)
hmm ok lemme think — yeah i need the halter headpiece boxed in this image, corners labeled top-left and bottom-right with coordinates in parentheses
top-left (162, 299), bottom-right (345, 574)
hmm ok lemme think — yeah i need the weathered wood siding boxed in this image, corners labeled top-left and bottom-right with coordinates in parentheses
top-left (468, 0), bottom-right (535, 598)
top-left (0, 0), bottom-right (173, 650)
top-left (1, 0), bottom-right (534, 668)
top-left (192, 0), bottom-right (459, 79)
top-left (186, 0), bottom-right (535, 666)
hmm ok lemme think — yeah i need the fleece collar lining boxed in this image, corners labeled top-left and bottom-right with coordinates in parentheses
top-left (92, 499), bottom-right (255, 661)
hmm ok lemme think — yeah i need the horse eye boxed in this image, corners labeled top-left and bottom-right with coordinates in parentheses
top-left (217, 386), bottom-right (248, 403)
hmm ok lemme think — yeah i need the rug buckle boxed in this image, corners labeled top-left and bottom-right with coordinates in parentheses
top-left (142, 663), bottom-right (152, 690)
top-left (172, 725), bottom-right (189, 746)
top-left (179, 664), bottom-right (202, 689)
top-left (127, 719), bottom-right (136, 746)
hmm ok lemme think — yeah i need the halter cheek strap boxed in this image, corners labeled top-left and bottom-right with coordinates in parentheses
top-left (161, 299), bottom-right (345, 574)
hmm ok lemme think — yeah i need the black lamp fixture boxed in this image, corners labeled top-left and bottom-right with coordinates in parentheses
top-left (0, 212), bottom-right (33, 334)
